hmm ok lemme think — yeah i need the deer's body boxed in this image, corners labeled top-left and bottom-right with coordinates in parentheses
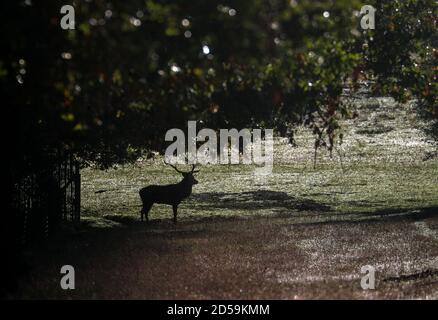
top-left (139, 164), bottom-right (199, 223)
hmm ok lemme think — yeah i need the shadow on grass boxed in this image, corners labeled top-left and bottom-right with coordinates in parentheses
top-left (349, 206), bottom-right (438, 223)
top-left (190, 190), bottom-right (332, 212)
top-left (99, 191), bottom-right (332, 227)
top-left (87, 190), bottom-right (438, 230)
top-left (97, 215), bottom-right (179, 229)
top-left (296, 205), bottom-right (438, 227)
top-left (90, 191), bottom-right (436, 230)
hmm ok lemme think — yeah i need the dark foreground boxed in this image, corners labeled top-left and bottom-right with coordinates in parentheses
top-left (13, 207), bottom-right (438, 299)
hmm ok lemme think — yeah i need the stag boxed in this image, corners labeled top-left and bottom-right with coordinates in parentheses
top-left (139, 163), bottom-right (199, 223)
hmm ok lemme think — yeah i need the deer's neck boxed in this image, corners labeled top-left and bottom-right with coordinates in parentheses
top-left (179, 179), bottom-right (193, 195)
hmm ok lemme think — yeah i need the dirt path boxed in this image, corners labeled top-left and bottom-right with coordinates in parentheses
top-left (15, 207), bottom-right (438, 299)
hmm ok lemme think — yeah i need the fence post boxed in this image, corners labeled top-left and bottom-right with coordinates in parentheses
top-left (74, 162), bottom-right (81, 222)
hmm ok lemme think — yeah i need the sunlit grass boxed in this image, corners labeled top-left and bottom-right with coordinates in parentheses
top-left (81, 97), bottom-right (438, 225)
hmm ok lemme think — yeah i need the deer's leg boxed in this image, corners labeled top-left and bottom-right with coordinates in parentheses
top-left (141, 202), bottom-right (152, 222)
top-left (172, 204), bottom-right (178, 224)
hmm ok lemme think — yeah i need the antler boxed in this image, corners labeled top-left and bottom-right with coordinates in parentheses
top-left (191, 164), bottom-right (200, 173)
top-left (164, 158), bottom-right (200, 174)
top-left (164, 158), bottom-right (185, 173)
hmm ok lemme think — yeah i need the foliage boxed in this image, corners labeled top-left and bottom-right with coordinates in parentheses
top-left (365, 0), bottom-right (437, 130)
top-left (1, 0), bottom-right (436, 173)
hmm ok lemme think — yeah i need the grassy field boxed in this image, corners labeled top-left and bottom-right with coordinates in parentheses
top-left (14, 96), bottom-right (438, 299)
top-left (81, 96), bottom-right (438, 223)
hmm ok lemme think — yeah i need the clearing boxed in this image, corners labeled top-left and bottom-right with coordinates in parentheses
top-left (15, 95), bottom-right (438, 299)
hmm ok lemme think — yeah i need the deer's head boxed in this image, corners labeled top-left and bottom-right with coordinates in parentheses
top-left (167, 163), bottom-right (199, 185)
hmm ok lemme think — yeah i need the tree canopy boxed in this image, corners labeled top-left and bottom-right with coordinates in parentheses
top-left (1, 0), bottom-right (436, 174)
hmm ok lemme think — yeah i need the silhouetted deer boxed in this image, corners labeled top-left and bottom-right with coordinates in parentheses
top-left (139, 163), bottom-right (199, 223)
